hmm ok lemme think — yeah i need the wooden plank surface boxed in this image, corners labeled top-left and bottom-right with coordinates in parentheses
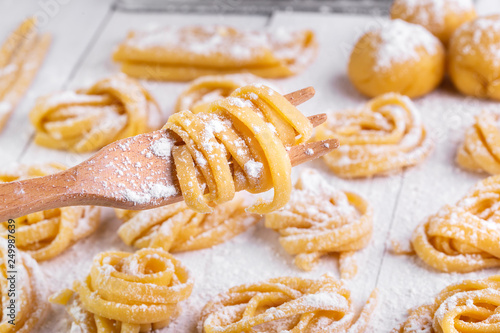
top-left (0, 1), bottom-right (499, 332)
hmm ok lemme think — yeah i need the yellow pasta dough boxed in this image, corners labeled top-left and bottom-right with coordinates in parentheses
top-left (199, 274), bottom-right (377, 333)
top-left (113, 25), bottom-right (317, 81)
top-left (315, 93), bottom-right (433, 178)
top-left (164, 84), bottom-right (313, 214)
top-left (448, 15), bottom-right (500, 100)
top-left (50, 248), bottom-right (193, 333)
top-left (117, 194), bottom-right (259, 252)
top-left (0, 163), bottom-right (100, 261)
top-left (391, 0), bottom-right (476, 44)
top-left (265, 169), bottom-right (372, 278)
top-left (0, 18), bottom-right (51, 132)
top-left (348, 19), bottom-right (445, 98)
top-left (396, 275), bottom-right (500, 332)
top-left (456, 111), bottom-right (500, 174)
top-left (412, 175), bottom-right (500, 273)
top-left (174, 73), bottom-right (277, 114)
top-left (30, 74), bottom-right (161, 152)
top-left (0, 239), bottom-right (49, 332)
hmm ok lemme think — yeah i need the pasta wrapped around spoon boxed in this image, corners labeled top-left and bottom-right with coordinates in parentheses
top-left (165, 84), bottom-right (314, 214)
top-left (174, 73), bottom-right (278, 114)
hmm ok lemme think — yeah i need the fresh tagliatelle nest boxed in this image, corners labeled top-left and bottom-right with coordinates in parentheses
top-left (265, 168), bottom-right (373, 278)
top-left (113, 25), bottom-right (317, 81)
top-left (198, 274), bottom-right (377, 333)
top-left (30, 74), bottom-right (161, 153)
top-left (396, 275), bottom-right (500, 332)
top-left (116, 194), bottom-right (259, 252)
top-left (50, 248), bottom-right (194, 332)
top-left (315, 92), bottom-right (433, 178)
top-left (411, 174), bottom-right (500, 273)
top-left (456, 110), bottom-right (500, 175)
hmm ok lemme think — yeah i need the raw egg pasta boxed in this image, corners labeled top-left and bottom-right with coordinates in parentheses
top-left (113, 25), bottom-right (317, 81)
top-left (456, 111), bottom-right (500, 175)
top-left (396, 275), bottom-right (500, 332)
top-left (0, 163), bottom-right (100, 261)
top-left (412, 175), bottom-right (500, 272)
top-left (0, 18), bottom-right (51, 131)
top-left (265, 169), bottom-right (372, 278)
top-left (164, 84), bottom-right (313, 214)
top-left (315, 93), bottom-right (433, 178)
top-left (50, 248), bottom-right (193, 333)
top-left (0, 239), bottom-right (49, 332)
top-left (199, 274), bottom-right (378, 333)
top-left (174, 73), bottom-right (276, 114)
top-left (117, 195), bottom-right (259, 252)
top-left (30, 74), bottom-right (161, 152)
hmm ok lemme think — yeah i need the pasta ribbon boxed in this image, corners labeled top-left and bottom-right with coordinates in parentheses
top-left (175, 73), bottom-right (277, 114)
top-left (457, 111), bottom-right (500, 174)
top-left (395, 275), bottom-right (500, 333)
top-left (0, 163), bottom-right (100, 261)
top-left (30, 74), bottom-right (161, 152)
top-left (265, 169), bottom-right (372, 278)
top-left (0, 18), bottom-right (51, 131)
top-left (412, 175), bottom-right (500, 272)
top-left (199, 274), bottom-right (378, 333)
top-left (164, 84), bottom-right (313, 214)
top-left (0, 239), bottom-right (49, 332)
top-left (113, 25), bottom-right (317, 81)
top-left (117, 194), bottom-right (259, 252)
top-left (315, 93), bottom-right (433, 178)
top-left (50, 248), bottom-right (194, 333)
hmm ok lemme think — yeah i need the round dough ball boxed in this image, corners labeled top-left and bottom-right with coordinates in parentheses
top-left (391, 0), bottom-right (476, 45)
top-left (448, 15), bottom-right (500, 100)
top-left (348, 19), bottom-right (445, 98)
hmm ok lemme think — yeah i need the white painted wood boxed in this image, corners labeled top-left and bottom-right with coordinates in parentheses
top-left (4, 4), bottom-right (500, 332)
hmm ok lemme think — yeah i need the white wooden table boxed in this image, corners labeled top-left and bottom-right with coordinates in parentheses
top-left (2, 1), bottom-right (500, 331)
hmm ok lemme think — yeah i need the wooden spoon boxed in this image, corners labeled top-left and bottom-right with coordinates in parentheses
top-left (0, 87), bottom-right (338, 220)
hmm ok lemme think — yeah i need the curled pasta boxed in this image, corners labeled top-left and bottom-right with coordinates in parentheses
top-left (0, 163), bottom-right (100, 261)
top-left (175, 74), bottom-right (277, 114)
top-left (265, 169), bottom-right (372, 278)
top-left (113, 25), bottom-right (317, 81)
top-left (0, 239), bottom-right (49, 332)
top-left (30, 74), bottom-right (161, 152)
top-left (412, 175), bottom-right (500, 272)
top-left (164, 84), bottom-right (313, 214)
top-left (50, 248), bottom-right (194, 333)
top-left (396, 275), bottom-right (500, 333)
top-left (199, 274), bottom-right (378, 333)
top-left (457, 111), bottom-right (500, 175)
top-left (117, 194), bottom-right (259, 252)
top-left (315, 93), bottom-right (433, 178)
top-left (0, 18), bottom-right (51, 131)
